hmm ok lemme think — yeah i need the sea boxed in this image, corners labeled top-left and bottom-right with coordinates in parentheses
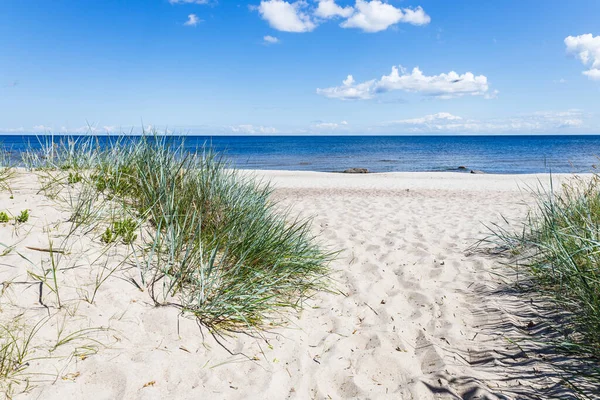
top-left (1, 134), bottom-right (599, 174)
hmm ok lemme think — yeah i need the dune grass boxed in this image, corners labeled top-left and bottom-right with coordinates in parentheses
top-left (486, 173), bottom-right (600, 357)
top-left (0, 318), bottom-right (44, 396)
top-left (0, 149), bottom-right (15, 195)
top-left (25, 135), bottom-right (333, 331)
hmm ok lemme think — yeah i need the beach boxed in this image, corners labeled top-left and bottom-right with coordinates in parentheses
top-left (0, 170), bottom-right (589, 399)
top-left (5, 0), bottom-right (600, 397)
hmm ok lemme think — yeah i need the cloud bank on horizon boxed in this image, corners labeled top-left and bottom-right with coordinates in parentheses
top-left (0, 0), bottom-right (599, 135)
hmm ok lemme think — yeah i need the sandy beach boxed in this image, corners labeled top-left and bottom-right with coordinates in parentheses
top-left (0, 170), bottom-right (588, 399)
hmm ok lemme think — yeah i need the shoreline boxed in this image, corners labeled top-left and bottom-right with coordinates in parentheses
top-left (247, 169), bottom-right (587, 192)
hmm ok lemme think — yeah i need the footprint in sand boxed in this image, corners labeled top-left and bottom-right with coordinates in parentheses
top-left (415, 331), bottom-right (445, 375)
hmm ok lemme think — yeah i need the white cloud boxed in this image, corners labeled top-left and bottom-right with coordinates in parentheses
top-left (317, 74), bottom-right (377, 99)
top-left (184, 14), bottom-right (200, 26)
top-left (231, 124), bottom-right (279, 134)
top-left (317, 66), bottom-right (491, 100)
top-left (315, 0), bottom-right (354, 19)
top-left (377, 66), bottom-right (489, 97)
top-left (400, 6), bottom-right (431, 26)
top-left (313, 120), bottom-right (349, 130)
top-left (263, 35), bottom-right (280, 44)
top-left (565, 34), bottom-right (600, 81)
top-left (484, 89), bottom-right (499, 99)
top-left (258, 0), bottom-right (316, 33)
top-left (169, 0), bottom-right (209, 4)
top-left (256, 1), bottom-right (430, 33)
top-left (583, 68), bottom-right (600, 80)
top-left (385, 110), bottom-right (586, 133)
top-left (531, 110), bottom-right (585, 129)
top-left (340, 1), bottom-right (430, 32)
top-left (393, 112), bottom-right (462, 125)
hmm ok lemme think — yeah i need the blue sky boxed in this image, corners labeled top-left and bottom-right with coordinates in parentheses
top-left (1, 0), bottom-right (599, 135)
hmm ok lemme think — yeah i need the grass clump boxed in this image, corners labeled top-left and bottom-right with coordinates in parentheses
top-left (487, 174), bottom-right (600, 356)
top-left (0, 212), bottom-right (9, 224)
top-left (0, 318), bottom-right (46, 396)
top-left (98, 137), bottom-right (331, 330)
top-left (29, 135), bottom-right (333, 331)
top-left (0, 148), bottom-right (15, 193)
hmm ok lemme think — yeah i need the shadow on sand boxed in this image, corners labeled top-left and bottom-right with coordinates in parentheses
top-left (422, 258), bottom-right (599, 399)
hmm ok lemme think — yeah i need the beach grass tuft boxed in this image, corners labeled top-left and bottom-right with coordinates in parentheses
top-left (485, 173), bottom-right (600, 357)
top-left (25, 134), bottom-right (333, 331)
top-left (0, 149), bottom-right (15, 194)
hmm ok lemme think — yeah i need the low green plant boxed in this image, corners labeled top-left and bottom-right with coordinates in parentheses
top-left (0, 212), bottom-right (9, 224)
top-left (15, 210), bottom-right (29, 224)
top-left (100, 227), bottom-right (115, 244)
top-left (101, 219), bottom-right (137, 245)
top-left (67, 172), bottom-right (82, 185)
top-left (112, 218), bottom-right (137, 244)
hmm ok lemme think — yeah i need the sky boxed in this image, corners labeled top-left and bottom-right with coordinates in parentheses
top-left (1, 0), bottom-right (600, 135)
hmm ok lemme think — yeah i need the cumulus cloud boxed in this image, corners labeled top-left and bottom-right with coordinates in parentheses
top-left (377, 66), bottom-right (489, 97)
top-left (317, 66), bottom-right (491, 100)
top-left (400, 6), bottom-right (431, 26)
top-left (257, 1), bottom-right (429, 33)
top-left (184, 14), bottom-right (200, 26)
top-left (258, 0), bottom-right (316, 33)
top-left (315, 0), bottom-right (354, 19)
top-left (263, 35), bottom-right (280, 44)
top-left (565, 34), bottom-right (600, 80)
top-left (385, 110), bottom-right (586, 133)
top-left (583, 68), bottom-right (600, 80)
top-left (231, 124), bottom-right (279, 134)
top-left (317, 75), bottom-right (377, 100)
top-left (341, 1), bottom-right (429, 32)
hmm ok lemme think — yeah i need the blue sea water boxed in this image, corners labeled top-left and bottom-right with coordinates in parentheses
top-left (1, 134), bottom-right (600, 174)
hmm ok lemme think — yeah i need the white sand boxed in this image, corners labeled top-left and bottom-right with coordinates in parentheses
top-left (0, 171), bottom-right (585, 399)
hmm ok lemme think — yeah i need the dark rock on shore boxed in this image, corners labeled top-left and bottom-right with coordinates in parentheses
top-left (470, 169), bottom-right (485, 174)
top-left (344, 168), bottom-right (369, 174)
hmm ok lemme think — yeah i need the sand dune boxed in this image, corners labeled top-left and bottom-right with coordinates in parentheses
top-left (0, 171), bottom-right (586, 399)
